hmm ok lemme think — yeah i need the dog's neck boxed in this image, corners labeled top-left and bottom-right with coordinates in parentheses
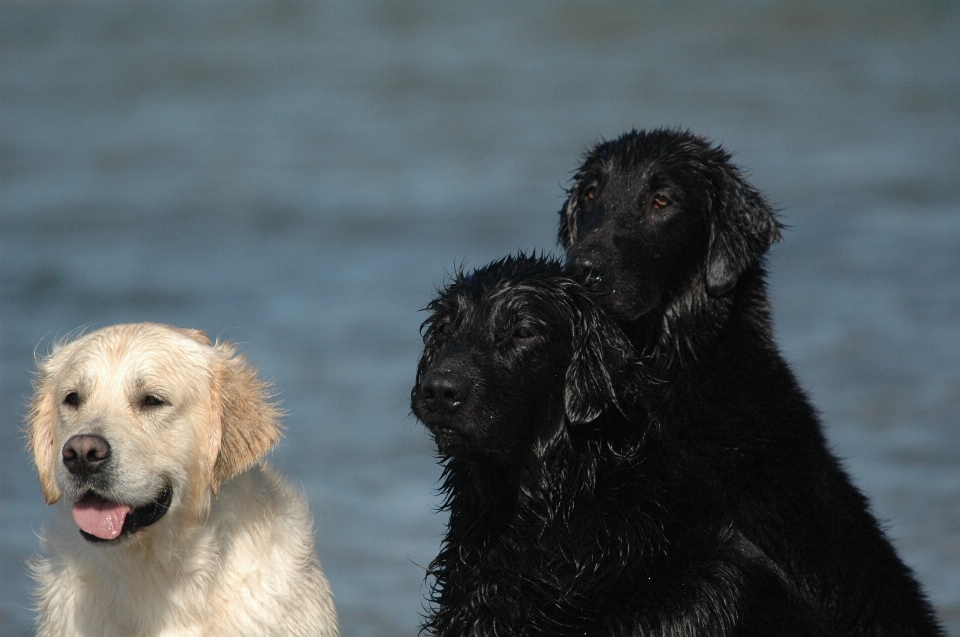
top-left (440, 406), bottom-right (673, 575)
top-left (629, 264), bottom-right (774, 380)
top-left (426, 409), bottom-right (729, 636)
top-left (625, 263), bottom-right (798, 442)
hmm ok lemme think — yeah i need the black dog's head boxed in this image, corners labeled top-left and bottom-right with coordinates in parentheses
top-left (411, 255), bottom-right (636, 461)
top-left (559, 129), bottom-right (781, 321)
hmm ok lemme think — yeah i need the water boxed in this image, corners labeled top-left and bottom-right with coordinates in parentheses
top-left (2, 1), bottom-right (959, 635)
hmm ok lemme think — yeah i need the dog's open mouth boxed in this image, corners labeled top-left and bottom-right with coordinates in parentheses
top-left (73, 484), bottom-right (173, 543)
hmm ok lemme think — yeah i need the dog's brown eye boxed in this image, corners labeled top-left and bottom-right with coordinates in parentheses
top-left (63, 392), bottom-right (81, 407)
top-left (652, 194), bottom-right (672, 210)
top-left (142, 394), bottom-right (165, 407)
top-left (513, 325), bottom-right (535, 340)
top-left (583, 185), bottom-right (598, 201)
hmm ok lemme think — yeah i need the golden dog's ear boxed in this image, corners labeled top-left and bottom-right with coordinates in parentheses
top-left (174, 326), bottom-right (213, 347)
top-left (209, 343), bottom-right (282, 494)
top-left (26, 368), bottom-right (62, 505)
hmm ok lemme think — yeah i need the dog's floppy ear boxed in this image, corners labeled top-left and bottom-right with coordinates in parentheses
top-left (174, 326), bottom-right (213, 347)
top-left (705, 165), bottom-right (782, 297)
top-left (26, 366), bottom-right (62, 505)
top-left (558, 193), bottom-right (578, 248)
top-left (563, 295), bottom-right (635, 425)
top-left (208, 342), bottom-right (282, 495)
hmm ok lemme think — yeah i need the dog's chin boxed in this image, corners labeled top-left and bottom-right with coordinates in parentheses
top-left (428, 423), bottom-right (502, 461)
top-left (579, 271), bottom-right (659, 322)
top-left (73, 483), bottom-right (173, 545)
top-left (596, 286), bottom-right (659, 323)
top-left (430, 426), bottom-right (474, 457)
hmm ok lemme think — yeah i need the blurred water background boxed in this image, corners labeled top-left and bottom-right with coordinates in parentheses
top-left (2, 1), bottom-right (959, 635)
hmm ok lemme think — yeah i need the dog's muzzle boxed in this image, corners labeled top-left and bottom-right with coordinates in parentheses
top-left (61, 433), bottom-right (174, 542)
top-left (414, 369), bottom-right (481, 456)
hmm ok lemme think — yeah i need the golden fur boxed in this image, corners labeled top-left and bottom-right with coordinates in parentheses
top-left (26, 323), bottom-right (338, 637)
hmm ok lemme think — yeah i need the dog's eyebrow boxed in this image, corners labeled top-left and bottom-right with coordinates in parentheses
top-left (60, 373), bottom-right (91, 394)
top-left (487, 285), bottom-right (534, 310)
top-left (129, 376), bottom-right (172, 399)
top-left (427, 298), bottom-right (461, 323)
top-left (595, 155), bottom-right (614, 175)
top-left (635, 162), bottom-right (663, 187)
top-left (488, 287), bottom-right (557, 325)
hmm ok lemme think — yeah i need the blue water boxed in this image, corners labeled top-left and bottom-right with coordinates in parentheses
top-left (2, 2), bottom-right (959, 635)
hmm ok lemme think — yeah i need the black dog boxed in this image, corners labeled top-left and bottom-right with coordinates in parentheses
top-left (411, 255), bottom-right (826, 637)
top-left (559, 129), bottom-right (943, 636)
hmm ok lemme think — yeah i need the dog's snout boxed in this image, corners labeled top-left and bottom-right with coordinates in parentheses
top-left (419, 371), bottom-right (470, 414)
top-left (572, 254), bottom-right (595, 271)
top-left (566, 248), bottom-right (599, 277)
top-left (62, 434), bottom-right (112, 476)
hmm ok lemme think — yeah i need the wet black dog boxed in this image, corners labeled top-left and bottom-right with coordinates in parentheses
top-left (411, 255), bottom-right (825, 637)
top-left (559, 129), bottom-right (943, 636)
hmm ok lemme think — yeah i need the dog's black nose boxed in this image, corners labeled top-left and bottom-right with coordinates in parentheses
top-left (573, 256), bottom-right (594, 271)
top-left (62, 434), bottom-right (111, 476)
top-left (565, 249), bottom-right (597, 276)
top-left (419, 371), bottom-right (470, 414)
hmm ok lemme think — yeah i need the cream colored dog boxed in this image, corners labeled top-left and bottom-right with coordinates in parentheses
top-left (26, 323), bottom-right (338, 637)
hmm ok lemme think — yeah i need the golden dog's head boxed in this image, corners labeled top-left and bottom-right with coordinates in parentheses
top-left (26, 323), bottom-right (281, 543)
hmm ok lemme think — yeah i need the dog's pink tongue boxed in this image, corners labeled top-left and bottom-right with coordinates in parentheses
top-left (72, 496), bottom-right (131, 540)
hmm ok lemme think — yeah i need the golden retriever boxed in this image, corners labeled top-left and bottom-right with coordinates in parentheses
top-left (26, 323), bottom-right (339, 637)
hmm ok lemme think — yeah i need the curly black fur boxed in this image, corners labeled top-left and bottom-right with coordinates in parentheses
top-left (559, 129), bottom-right (944, 636)
top-left (411, 254), bottom-right (826, 637)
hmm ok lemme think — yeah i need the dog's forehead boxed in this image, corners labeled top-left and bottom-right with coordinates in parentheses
top-left (467, 279), bottom-right (566, 323)
top-left (587, 153), bottom-right (688, 193)
top-left (49, 324), bottom-right (213, 389)
top-left (580, 134), bottom-right (717, 193)
top-left (436, 258), bottom-right (568, 324)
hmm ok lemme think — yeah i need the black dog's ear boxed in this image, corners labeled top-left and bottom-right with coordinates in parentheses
top-left (558, 189), bottom-right (578, 247)
top-left (705, 166), bottom-right (782, 296)
top-left (563, 298), bottom-right (635, 425)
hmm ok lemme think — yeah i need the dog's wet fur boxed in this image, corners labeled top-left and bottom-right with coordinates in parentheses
top-left (559, 129), bottom-right (944, 636)
top-left (412, 255), bottom-right (826, 637)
